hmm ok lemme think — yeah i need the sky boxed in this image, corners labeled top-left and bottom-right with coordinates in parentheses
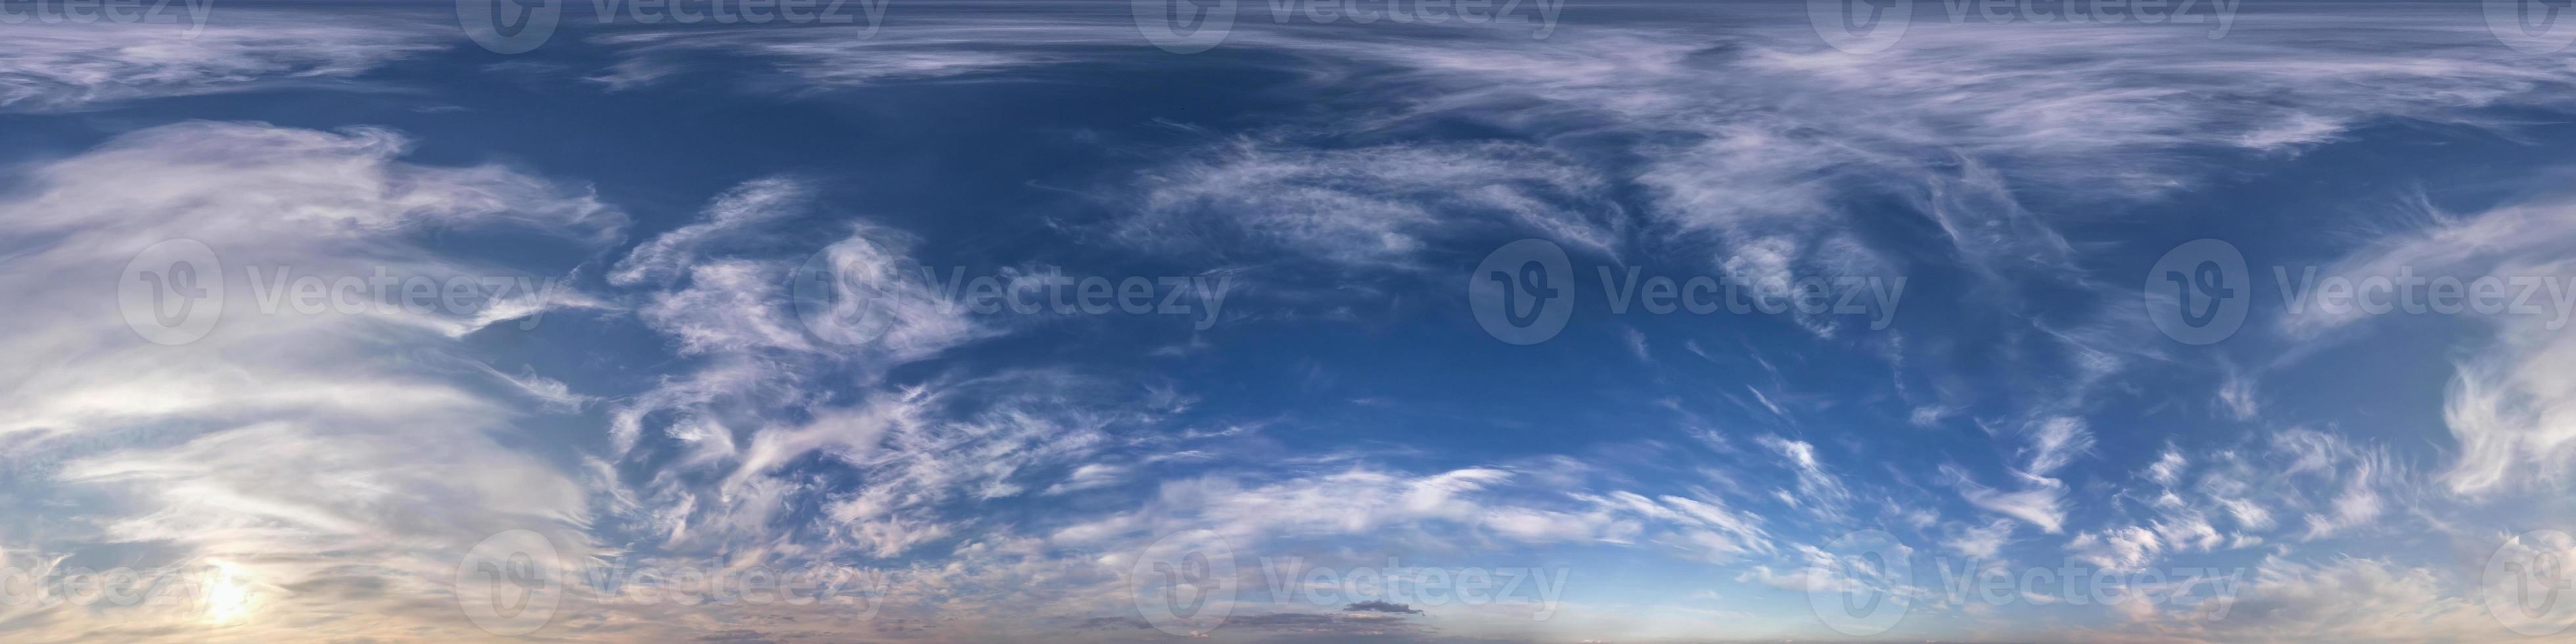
top-left (4, 0), bottom-right (2576, 642)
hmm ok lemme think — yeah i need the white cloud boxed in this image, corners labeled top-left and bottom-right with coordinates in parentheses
top-left (0, 122), bottom-right (618, 640)
top-left (2148, 448), bottom-right (2189, 487)
top-left (2220, 368), bottom-right (2262, 421)
top-left (0, 15), bottom-right (442, 112)
top-left (2023, 417), bottom-right (2094, 477)
top-left (2215, 495), bottom-right (2276, 532)
top-left (587, 22), bottom-right (1078, 91)
top-left (2301, 453), bottom-right (2392, 541)
top-left (2280, 201), bottom-right (2576, 496)
top-left (2067, 526), bottom-right (2163, 574)
top-left (605, 181), bottom-right (988, 465)
top-left (2140, 555), bottom-right (2489, 641)
top-left (1945, 518), bottom-right (2016, 559)
top-left (1757, 435), bottom-right (1852, 519)
top-left (1944, 418), bottom-right (2092, 534)
top-left (1121, 139), bottom-right (1620, 269)
top-left (1044, 463), bottom-right (1131, 495)
top-left (639, 258), bottom-right (825, 355)
top-left (609, 175), bottom-right (811, 287)
top-left (1952, 471), bottom-right (2069, 535)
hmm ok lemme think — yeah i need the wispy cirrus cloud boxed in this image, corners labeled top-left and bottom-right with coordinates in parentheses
top-left (0, 121), bottom-right (620, 641)
top-left (0, 16), bottom-right (444, 112)
top-left (2276, 198), bottom-right (2576, 497)
top-left (1119, 138), bottom-right (1623, 269)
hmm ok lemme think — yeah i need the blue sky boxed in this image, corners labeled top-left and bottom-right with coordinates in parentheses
top-left (4, 0), bottom-right (2576, 642)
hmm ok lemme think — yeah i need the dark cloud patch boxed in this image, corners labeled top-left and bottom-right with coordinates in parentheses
top-left (283, 575), bottom-right (389, 599)
top-left (1224, 611), bottom-right (1428, 636)
top-left (691, 630), bottom-right (777, 644)
top-left (1229, 612), bottom-right (1345, 628)
top-left (1072, 616), bottom-right (1153, 630)
top-left (1344, 600), bottom-right (1425, 614)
